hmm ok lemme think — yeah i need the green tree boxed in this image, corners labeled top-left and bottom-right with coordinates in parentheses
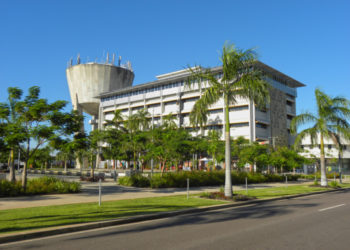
top-left (270, 146), bottom-right (307, 173)
top-left (0, 86), bottom-right (82, 190)
top-left (291, 88), bottom-right (350, 186)
top-left (207, 130), bottom-right (224, 169)
top-left (231, 136), bottom-right (250, 166)
top-left (0, 87), bottom-right (23, 182)
top-left (238, 143), bottom-right (269, 172)
top-left (30, 146), bottom-right (53, 170)
top-left (187, 43), bottom-right (269, 197)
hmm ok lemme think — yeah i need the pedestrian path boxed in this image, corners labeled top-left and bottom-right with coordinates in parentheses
top-left (0, 181), bottom-right (313, 210)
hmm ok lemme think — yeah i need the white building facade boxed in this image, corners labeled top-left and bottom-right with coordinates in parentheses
top-left (300, 135), bottom-right (350, 174)
top-left (98, 62), bottom-right (305, 147)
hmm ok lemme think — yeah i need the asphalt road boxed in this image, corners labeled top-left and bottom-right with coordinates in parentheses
top-left (2, 190), bottom-right (350, 250)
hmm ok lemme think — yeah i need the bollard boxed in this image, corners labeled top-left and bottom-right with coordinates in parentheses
top-left (99, 179), bottom-right (102, 206)
top-left (285, 175), bottom-right (288, 188)
top-left (334, 173), bottom-right (336, 183)
top-left (245, 177), bottom-right (248, 195)
top-left (187, 178), bottom-right (189, 200)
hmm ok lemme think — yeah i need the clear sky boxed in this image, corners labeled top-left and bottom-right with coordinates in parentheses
top-left (1, 0), bottom-right (349, 126)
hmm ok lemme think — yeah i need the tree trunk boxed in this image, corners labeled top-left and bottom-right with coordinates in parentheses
top-left (320, 133), bottom-right (328, 186)
top-left (161, 161), bottom-right (166, 176)
top-left (21, 161), bottom-right (28, 191)
top-left (64, 160), bottom-right (67, 172)
top-left (9, 149), bottom-right (16, 182)
top-left (91, 155), bottom-right (95, 179)
top-left (224, 95), bottom-right (232, 197)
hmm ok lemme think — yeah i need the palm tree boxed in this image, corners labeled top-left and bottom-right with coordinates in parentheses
top-left (106, 109), bottom-right (124, 129)
top-left (162, 113), bottom-right (177, 129)
top-left (187, 43), bottom-right (269, 197)
top-left (291, 88), bottom-right (350, 186)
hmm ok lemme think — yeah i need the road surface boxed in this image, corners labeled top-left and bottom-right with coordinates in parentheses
top-left (2, 189), bottom-right (350, 250)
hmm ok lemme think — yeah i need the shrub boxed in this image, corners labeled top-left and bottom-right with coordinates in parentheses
top-left (118, 175), bottom-right (150, 187)
top-left (0, 177), bottom-right (81, 196)
top-left (0, 180), bottom-right (22, 196)
top-left (300, 173), bottom-right (340, 180)
top-left (118, 171), bottom-right (299, 188)
top-left (329, 181), bottom-right (340, 188)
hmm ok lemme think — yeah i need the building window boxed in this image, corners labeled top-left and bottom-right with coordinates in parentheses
top-left (230, 122), bottom-right (249, 128)
top-left (328, 145), bottom-right (332, 149)
top-left (286, 100), bottom-right (293, 107)
top-left (164, 100), bottom-right (177, 106)
top-left (256, 123), bottom-right (268, 129)
top-left (132, 106), bottom-right (144, 111)
top-left (148, 103), bottom-right (160, 108)
top-left (286, 94), bottom-right (295, 99)
top-left (183, 97), bottom-right (200, 103)
top-left (207, 125), bottom-right (223, 130)
top-left (209, 109), bottom-right (222, 114)
top-left (229, 105), bottom-right (248, 112)
top-left (257, 107), bottom-right (267, 113)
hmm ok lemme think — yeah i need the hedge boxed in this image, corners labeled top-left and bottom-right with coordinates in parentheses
top-left (118, 171), bottom-right (299, 188)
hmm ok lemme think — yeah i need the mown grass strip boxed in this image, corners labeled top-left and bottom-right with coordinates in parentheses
top-left (235, 183), bottom-right (350, 199)
top-left (0, 195), bottom-right (225, 234)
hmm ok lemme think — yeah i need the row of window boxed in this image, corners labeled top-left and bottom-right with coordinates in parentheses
top-left (301, 145), bottom-right (347, 150)
top-left (101, 72), bottom-right (226, 103)
top-left (101, 81), bottom-right (186, 102)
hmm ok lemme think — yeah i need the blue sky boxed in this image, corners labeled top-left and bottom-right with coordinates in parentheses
top-left (1, 0), bottom-right (349, 126)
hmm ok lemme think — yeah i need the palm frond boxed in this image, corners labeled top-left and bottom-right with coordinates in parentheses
top-left (293, 126), bottom-right (318, 149)
top-left (290, 112), bottom-right (317, 134)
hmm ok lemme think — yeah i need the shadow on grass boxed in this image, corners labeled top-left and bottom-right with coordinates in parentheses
top-left (0, 204), bottom-right (199, 234)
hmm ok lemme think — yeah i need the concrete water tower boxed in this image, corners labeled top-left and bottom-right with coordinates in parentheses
top-left (66, 53), bottom-right (134, 130)
top-left (66, 54), bottom-right (134, 169)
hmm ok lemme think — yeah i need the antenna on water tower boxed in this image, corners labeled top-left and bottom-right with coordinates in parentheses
top-left (112, 53), bottom-right (115, 65)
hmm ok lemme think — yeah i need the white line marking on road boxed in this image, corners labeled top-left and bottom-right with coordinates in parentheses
top-left (318, 204), bottom-right (345, 212)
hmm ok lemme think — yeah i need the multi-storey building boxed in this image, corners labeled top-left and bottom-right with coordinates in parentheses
top-left (300, 135), bottom-right (350, 174)
top-left (97, 61), bottom-right (305, 146)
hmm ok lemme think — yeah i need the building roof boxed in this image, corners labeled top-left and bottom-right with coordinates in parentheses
top-left (97, 61), bottom-right (305, 98)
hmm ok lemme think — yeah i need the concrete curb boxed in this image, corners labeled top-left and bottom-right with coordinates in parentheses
top-left (1, 187), bottom-right (349, 244)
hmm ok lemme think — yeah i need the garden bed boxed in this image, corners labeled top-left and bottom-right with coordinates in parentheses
top-left (0, 176), bottom-right (81, 197)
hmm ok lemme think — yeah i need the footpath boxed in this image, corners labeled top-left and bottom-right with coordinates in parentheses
top-left (0, 181), bottom-right (312, 210)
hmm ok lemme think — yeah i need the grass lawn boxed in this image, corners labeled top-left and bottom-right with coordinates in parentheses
top-left (234, 183), bottom-right (350, 199)
top-left (0, 195), bottom-right (225, 235)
